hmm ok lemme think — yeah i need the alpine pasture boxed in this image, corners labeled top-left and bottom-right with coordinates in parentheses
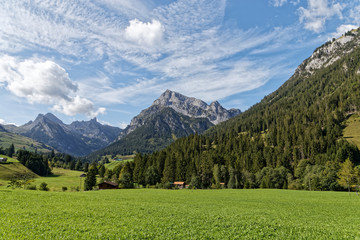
top-left (0, 189), bottom-right (359, 239)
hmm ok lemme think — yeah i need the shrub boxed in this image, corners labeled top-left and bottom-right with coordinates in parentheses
top-left (62, 186), bottom-right (68, 192)
top-left (39, 182), bottom-right (49, 191)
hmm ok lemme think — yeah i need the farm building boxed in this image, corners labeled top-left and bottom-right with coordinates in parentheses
top-left (98, 181), bottom-right (119, 190)
top-left (0, 157), bottom-right (7, 163)
top-left (173, 181), bottom-right (185, 189)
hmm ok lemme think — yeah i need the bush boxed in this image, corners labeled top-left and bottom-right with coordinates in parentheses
top-left (39, 182), bottom-right (49, 191)
top-left (62, 186), bottom-right (68, 192)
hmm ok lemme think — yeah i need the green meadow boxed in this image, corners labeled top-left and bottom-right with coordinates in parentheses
top-left (32, 168), bottom-right (86, 191)
top-left (0, 189), bottom-right (359, 239)
top-left (344, 114), bottom-right (360, 149)
top-left (0, 155), bottom-right (36, 183)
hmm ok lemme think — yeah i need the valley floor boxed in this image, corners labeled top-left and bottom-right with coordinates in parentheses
top-left (0, 189), bottom-right (359, 239)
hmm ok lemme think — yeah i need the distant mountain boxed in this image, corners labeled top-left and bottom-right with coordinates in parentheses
top-left (119, 89), bottom-right (241, 138)
top-left (88, 90), bottom-right (240, 159)
top-left (2, 113), bottom-right (122, 156)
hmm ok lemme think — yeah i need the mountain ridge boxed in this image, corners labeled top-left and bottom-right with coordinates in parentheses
top-left (1, 113), bottom-right (122, 156)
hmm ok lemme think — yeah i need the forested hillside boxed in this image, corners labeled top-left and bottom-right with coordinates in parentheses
top-left (131, 29), bottom-right (360, 190)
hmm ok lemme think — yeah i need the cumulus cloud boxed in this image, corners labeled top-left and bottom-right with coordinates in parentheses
top-left (298, 0), bottom-right (343, 33)
top-left (125, 19), bottom-right (164, 46)
top-left (53, 97), bottom-right (106, 118)
top-left (0, 55), bottom-right (105, 117)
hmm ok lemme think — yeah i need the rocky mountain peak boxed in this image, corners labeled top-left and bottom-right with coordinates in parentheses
top-left (121, 90), bottom-right (241, 139)
top-left (44, 113), bottom-right (64, 125)
top-left (151, 90), bottom-right (241, 125)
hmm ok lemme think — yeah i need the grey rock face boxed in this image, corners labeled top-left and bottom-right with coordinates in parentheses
top-left (296, 29), bottom-right (360, 76)
top-left (153, 90), bottom-right (241, 124)
top-left (120, 89), bottom-right (241, 138)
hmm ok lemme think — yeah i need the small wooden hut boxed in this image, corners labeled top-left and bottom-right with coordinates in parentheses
top-left (173, 181), bottom-right (185, 189)
top-left (98, 181), bottom-right (119, 190)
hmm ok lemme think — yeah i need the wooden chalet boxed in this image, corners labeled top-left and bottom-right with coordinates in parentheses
top-left (173, 181), bottom-right (185, 189)
top-left (98, 181), bottom-right (119, 190)
top-left (0, 157), bottom-right (7, 163)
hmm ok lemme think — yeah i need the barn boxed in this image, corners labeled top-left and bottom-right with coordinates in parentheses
top-left (98, 181), bottom-right (119, 190)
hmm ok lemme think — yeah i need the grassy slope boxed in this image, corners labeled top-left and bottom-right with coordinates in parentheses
top-left (33, 168), bottom-right (86, 191)
top-left (104, 161), bottom-right (121, 170)
top-left (0, 155), bottom-right (37, 184)
top-left (104, 155), bottom-right (135, 170)
top-left (343, 114), bottom-right (360, 149)
top-left (0, 131), bottom-right (52, 153)
top-left (0, 159), bottom-right (87, 191)
top-left (0, 189), bottom-right (359, 239)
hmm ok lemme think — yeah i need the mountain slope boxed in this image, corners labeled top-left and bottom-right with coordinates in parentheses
top-left (2, 113), bottom-right (122, 156)
top-left (0, 126), bottom-right (53, 153)
top-left (130, 28), bottom-right (360, 189)
top-left (88, 90), bottom-right (240, 159)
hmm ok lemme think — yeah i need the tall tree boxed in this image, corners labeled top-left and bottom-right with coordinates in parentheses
top-left (337, 158), bottom-right (358, 193)
top-left (84, 167), bottom-right (97, 191)
top-left (7, 144), bottom-right (15, 157)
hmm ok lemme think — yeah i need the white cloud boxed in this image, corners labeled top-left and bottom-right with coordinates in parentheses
top-left (0, 55), bottom-right (105, 117)
top-left (298, 0), bottom-right (344, 33)
top-left (272, 0), bottom-right (288, 7)
top-left (53, 97), bottom-right (106, 118)
top-left (332, 24), bottom-right (358, 38)
top-left (118, 122), bottom-right (129, 129)
top-left (349, 5), bottom-right (360, 25)
top-left (0, 118), bottom-right (18, 126)
top-left (125, 19), bottom-right (164, 47)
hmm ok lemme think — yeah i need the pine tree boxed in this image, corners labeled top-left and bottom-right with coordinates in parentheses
top-left (7, 144), bottom-right (15, 157)
top-left (84, 167), bottom-right (97, 191)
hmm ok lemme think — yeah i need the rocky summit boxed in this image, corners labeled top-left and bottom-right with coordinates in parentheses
top-left (121, 90), bottom-right (241, 138)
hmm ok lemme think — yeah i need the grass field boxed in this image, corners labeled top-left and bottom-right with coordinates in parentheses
top-left (0, 189), bottom-right (359, 239)
top-left (344, 114), bottom-right (360, 149)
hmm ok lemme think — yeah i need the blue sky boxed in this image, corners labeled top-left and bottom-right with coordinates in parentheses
top-left (0, 0), bottom-right (359, 128)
